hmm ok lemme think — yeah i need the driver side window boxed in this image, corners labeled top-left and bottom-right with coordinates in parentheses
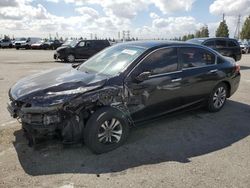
top-left (139, 47), bottom-right (178, 75)
top-left (78, 41), bottom-right (86, 47)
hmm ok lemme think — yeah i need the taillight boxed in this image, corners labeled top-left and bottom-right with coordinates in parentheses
top-left (235, 63), bottom-right (240, 73)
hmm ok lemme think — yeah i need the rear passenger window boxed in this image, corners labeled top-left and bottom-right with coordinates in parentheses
top-left (228, 40), bottom-right (237, 47)
top-left (180, 47), bottom-right (216, 69)
top-left (204, 40), bottom-right (215, 48)
top-left (86, 41), bottom-right (91, 47)
top-left (215, 40), bottom-right (227, 48)
top-left (140, 48), bottom-right (178, 74)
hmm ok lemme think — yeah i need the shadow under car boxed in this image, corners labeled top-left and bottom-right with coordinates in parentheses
top-left (13, 100), bottom-right (250, 176)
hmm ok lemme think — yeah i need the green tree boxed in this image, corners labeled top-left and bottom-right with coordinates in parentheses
top-left (195, 30), bottom-right (201, 38)
top-left (4, 35), bottom-right (10, 40)
top-left (216, 20), bottom-right (229, 37)
top-left (188, 34), bottom-right (195, 39)
top-left (182, 35), bottom-right (187, 41)
top-left (240, 15), bottom-right (250, 40)
top-left (200, 25), bottom-right (209, 37)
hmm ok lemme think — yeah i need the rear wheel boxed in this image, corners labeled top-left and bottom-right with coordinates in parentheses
top-left (208, 83), bottom-right (228, 112)
top-left (84, 107), bottom-right (130, 154)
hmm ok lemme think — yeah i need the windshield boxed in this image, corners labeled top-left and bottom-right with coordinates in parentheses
top-left (63, 40), bottom-right (78, 47)
top-left (16, 38), bottom-right (26, 41)
top-left (79, 45), bottom-right (146, 76)
top-left (187, 39), bottom-right (204, 44)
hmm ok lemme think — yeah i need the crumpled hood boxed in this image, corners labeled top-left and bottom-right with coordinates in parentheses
top-left (10, 66), bottom-right (107, 101)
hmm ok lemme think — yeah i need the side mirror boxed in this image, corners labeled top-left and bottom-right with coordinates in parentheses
top-left (72, 62), bottom-right (81, 68)
top-left (135, 71), bottom-right (151, 82)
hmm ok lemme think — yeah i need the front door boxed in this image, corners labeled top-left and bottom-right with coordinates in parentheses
top-left (124, 47), bottom-right (183, 122)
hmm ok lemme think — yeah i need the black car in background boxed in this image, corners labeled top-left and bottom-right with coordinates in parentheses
top-left (46, 40), bottom-right (63, 50)
top-left (8, 41), bottom-right (240, 154)
top-left (54, 40), bottom-right (110, 62)
top-left (31, 40), bottom-right (63, 50)
top-left (187, 38), bottom-right (242, 61)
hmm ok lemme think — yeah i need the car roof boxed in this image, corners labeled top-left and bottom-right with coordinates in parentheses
top-left (79, 40), bottom-right (109, 42)
top-left (188, 37), bottom-right (237, 44)
top-left (115, 40), bottom-right (197, 49)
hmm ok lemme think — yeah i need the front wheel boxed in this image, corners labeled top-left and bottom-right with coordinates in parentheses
top-left (84, 107), bottom-right (130, 154)
top-left (208, 83), bottom-right (228, 112)
top-left (66, 54), bottom-right (75, 63)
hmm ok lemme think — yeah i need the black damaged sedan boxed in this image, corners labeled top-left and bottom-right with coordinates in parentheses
top-left (7, 41), bottom-right (240, 154)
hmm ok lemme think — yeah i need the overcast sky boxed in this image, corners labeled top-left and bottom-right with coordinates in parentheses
top-left (0, 0), bottom-right (250, 39)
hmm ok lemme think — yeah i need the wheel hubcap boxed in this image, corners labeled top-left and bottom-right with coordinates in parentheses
top-left (98, 118), bottom-right (122, 144)
top-left (68, 55), bottom-right (74, 62)
top-left (213, 87), bottom-right (226, 109)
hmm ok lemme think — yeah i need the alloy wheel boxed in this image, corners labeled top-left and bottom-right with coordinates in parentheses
top-left (67, 54), bottom-right (75, 62)
top-left (98, 118), bottom-right (123, 144)
top-left (213, 86), bottom-right (226, 109)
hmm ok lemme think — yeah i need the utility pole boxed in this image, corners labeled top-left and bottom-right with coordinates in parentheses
top-left (222, 13), bottom-right (225, 21)
top-left (118, 31), bottom-right (120, 40)
top-left (234, 15), bottom-right (241, 40)
top-left (126, 30), bottom-right (130, 40)
top-left (122, 30), bottom-right (125, 42)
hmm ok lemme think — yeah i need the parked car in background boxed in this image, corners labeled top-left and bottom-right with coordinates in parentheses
top-left (31, 40), bottom-right (49, 50)
top-left (54, 39), bottom-right (110, 62)
top-left (187, 37), bottom-right (242, 61)
top-left (46, 39), bottom-right (63, 50)
top-left (30, 39), bottom-right (63, 50)
top-left (8, 41), bottom-right (241, 153)
top-left (15, 37), bottom-right (41, 49)
top-left (239, 41), bottom-right (249, 54)
top-left (0, 38), bottom-right (13, 48)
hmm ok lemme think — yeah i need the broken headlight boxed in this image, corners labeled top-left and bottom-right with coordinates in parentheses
top-left (22, 113), bottom-right (61, 125)
top-left (43, 114), bottom-right (61, 125)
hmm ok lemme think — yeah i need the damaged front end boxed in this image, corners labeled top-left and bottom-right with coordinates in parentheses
top-left (7, 84), bottom-right (131, 146)
top-left (7, 94), bottom-right (82, 146)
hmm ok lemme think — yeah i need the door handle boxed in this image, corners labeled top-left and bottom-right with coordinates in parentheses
top-left (171, 78), bottom-right (182, 82)
top-left (209, 69), bottom-right (218, 73)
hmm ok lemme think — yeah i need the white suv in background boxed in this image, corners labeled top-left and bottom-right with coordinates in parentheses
top-left (239, 41), bottom-right (249, 54)
top-left (15, 37), bottom-right (41, 49)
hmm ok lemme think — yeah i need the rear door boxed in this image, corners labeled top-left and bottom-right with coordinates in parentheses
top-left (178, 46), bottom-right (221, 105)
top-left (227, 40), bottom-right (241, 60)
top-left (214, 39), bottom-right (228, 56)
top-left (74, 41), bottom-right (86, 59)
top-left (203, 40), bottom-right (215, 50)
top-left (87, 41), bottom-right (99, 57)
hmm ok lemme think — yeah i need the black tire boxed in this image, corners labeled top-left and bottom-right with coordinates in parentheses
top-left (84, 107), bottom-right (130, 154)
top-left (207, 83), bottom-right (228, 112)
